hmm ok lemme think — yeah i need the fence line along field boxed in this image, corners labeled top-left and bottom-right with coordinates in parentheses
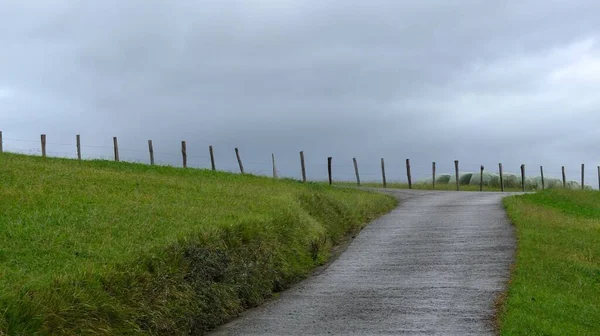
top-left (0, 130), bottom-right (597, 191)
top-left (2, 130), bottom-right (599, 335)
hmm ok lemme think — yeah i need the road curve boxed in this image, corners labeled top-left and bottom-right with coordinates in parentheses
top-left (210, 190), bottom-right (518, 336)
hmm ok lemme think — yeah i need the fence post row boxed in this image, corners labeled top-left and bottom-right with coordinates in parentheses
top-left (148, 140), bottom-right (155, 165)
top-left (209, 145), bottom-right (216, 170)
top-left (406, 159), bottom-right (412, 189)
top-left (113, 137), bottom-right (119, 162)
top-left (381, 158), bottom-right (387, 188)
top-left (272, 153), bottom-right (278, 178)
top-left (432, 162), bottom-right (436, 189)
top-left (41, 134), bottom-right (47, 158)
top-left (327, 157), bottom-right (333, 185)
top-left (11, 133), bottom-right (599, 192)
top-left (479, 165), bottom-right (484, 192)
top-left (181, 141), bottom-right (187, 168)
top-left (520, 164), bottom-right (525, 192)
top-left (300, 151), bottom-right (306, 182)
top-left (353, 158), bottom-right (360, 186)
top-left (454, 160), bottom-right (459, 191)
top-left (235, 148), bottom-right (244, 174)
top-left (499, 163), bottom-right (504, 192)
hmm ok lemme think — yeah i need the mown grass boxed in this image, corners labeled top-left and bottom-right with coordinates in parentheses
top-left (0, 153), bottom-right (397, 335)
top-left (500, 189), bottom-right (600, 335)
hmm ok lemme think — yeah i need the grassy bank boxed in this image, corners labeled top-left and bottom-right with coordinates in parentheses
top-left (0, 153), bottom-right (397, 335)
top-left (500, 189), bottom-right (600, 335)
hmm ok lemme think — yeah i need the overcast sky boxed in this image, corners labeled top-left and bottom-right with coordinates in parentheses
top-left (2, 1), bottom-right (600, 183)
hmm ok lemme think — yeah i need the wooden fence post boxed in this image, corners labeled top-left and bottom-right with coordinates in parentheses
top-left (113, 137), bottom-right (119, 162)
top-left (327, 157), bottom-right (332, 185)
top-left (406, 159), bottom-right (412, 189)
top-left (520, 164), bottom-right (525, 192)
top-left (0, 130), bottom-right (3, 153)
top-left (432, 162), bottom-right (436, 189)
top-left (598, 166), bottom-right (600, 190)
top-left (235, 148), bottom-right (244, 174)
top-left (540, 166), bottom-right (545, 190)
top-left (181, 141), bottom-right (187, 168)
top-left (499, 163), bottom-right (504, 192)
top-left (454, 160), bottom-right (459, 191)
top-left (148, 140), bottom-right (154, 165)
top-left (381, 158), bottom-right (387, 188)
top-left (209, 145), bottom-right (216, 170)
top-left (272, 153), bottom-right (278, 178)
top-left (300, 151), bottom-right (306, 182)
top-left (562, 166), bottom-right (566, 188)
top-left (581, 163), bottom-right (585, 190)
top-left (353, 158), bottom-right (360, 186)
top-left (76, 134), bottom-right (81, 160)
top-left (41, 134), bottom-right (47, 158)
top-left (479, 165), bottom-right (484, 191)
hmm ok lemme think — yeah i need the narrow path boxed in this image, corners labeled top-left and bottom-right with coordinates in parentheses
top-left (210, 190), bottom-right (518, 336)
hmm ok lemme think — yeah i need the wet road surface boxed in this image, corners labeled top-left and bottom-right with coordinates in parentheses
top-left (210, 190), bottom-right (518, 336)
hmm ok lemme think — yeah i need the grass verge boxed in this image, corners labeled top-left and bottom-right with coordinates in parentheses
top-left (333, 181), bottom-right (527, 192)
top-left (0, 153), bottom-right (397, 335)
top-left (499, 189), bottom-right (600, 335)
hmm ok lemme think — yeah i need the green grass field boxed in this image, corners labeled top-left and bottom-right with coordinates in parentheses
top-left (500, 189), bottom-right (600, 335)
top-left (0, 153), bottom-right (397, 335)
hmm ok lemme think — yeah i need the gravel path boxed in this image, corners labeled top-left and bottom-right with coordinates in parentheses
top-left (210, 190), bottom-right (518, 336)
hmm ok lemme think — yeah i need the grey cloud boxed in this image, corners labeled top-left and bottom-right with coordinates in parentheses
top-left (2, 0), bottom-right (600, 184)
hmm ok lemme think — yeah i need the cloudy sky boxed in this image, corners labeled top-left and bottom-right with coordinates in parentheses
top-left (2, 0), bottom-right (600, 184)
